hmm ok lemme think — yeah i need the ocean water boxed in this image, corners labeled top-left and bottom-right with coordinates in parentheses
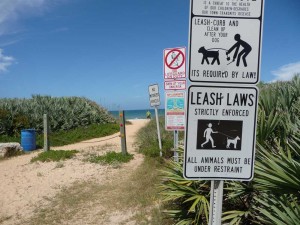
top-left (109, 109), bottom-right (165, 120)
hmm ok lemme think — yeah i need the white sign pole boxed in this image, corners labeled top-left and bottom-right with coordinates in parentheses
top-left (154, 106), bottom-right (162, 157)
top-left (209, 181), bottom-right (224, 225)
top-left (174, 130), bottom-right (179, 162)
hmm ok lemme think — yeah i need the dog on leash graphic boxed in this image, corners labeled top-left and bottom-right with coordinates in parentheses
top-left (198, 33), bottom-right (252, 67)
top-left (200, 123), bottom-right (241, 149)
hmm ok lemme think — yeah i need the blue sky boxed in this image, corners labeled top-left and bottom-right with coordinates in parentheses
top-left (0, 0), bottom-right (299, 110)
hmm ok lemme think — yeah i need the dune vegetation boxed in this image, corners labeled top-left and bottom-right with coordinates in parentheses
top-left (137, 75), bottom-right (300, 225)
top-left (0, 95), bottom-right (118, 147)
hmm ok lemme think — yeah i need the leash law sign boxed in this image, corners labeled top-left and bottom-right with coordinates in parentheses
top-left (189, 0), bottom-right (264, 84)
top-left (184, 85), bottom-right (258, 181)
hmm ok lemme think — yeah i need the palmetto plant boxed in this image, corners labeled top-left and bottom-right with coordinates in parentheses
top-left (159, 149), bottom-right (210, 225)
top-left (160, 74), bottom-right (300, 224)
top-left (222, 75), bottom-right (300, 224)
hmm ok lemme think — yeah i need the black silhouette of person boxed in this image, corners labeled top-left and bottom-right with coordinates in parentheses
top-left (227, 34), bottom-right (252, 67)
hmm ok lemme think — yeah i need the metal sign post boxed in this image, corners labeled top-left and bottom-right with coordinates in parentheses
top-left (209, 181), bottom-right (224, 225)
top-left (43, 114), bottom-right (49, 151)
top-left (154, 106), bottom-right (162, 157)
top-left (174, 130), bottom-right (179, 162)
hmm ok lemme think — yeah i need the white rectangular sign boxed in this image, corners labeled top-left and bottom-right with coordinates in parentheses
top-left (184, 85), bottom-right (258, 181)
top-left (164, 80), bottom-right (187, 90)
top-left (148, 84), bottom-right (160, 107)
top-left (165, 91), bottom-right (185, 131)
top-left (193, 0), bottom-right (263, 18)
top-left (189, 0), bottom-right (264, 84)
top-left (164, 47), bottom-right (186, 80)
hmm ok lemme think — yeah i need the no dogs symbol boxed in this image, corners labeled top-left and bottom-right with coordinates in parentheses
top-left (165, 49), bottom-right (185, 70)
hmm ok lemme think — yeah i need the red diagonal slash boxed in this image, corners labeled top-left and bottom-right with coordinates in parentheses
top-left (165, 49), bottom-right (185, 70)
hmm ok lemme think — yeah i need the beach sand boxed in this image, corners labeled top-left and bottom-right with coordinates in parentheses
top-left (0, 119), bottom-right (149, 225)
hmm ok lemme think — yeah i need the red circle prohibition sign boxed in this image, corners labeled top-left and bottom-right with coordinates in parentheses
top-left (165, 49), bottom-right (185, 70)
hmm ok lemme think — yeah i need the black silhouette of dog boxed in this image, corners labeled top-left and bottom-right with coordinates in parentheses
top-left (198, 47), bottom-right (220, 65)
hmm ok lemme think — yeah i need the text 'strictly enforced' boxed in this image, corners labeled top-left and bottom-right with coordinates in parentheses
top-left (184, 85), bottom-right (258, 180)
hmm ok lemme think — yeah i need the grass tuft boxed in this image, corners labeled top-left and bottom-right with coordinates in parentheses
top-left (136, 117), bottom-right (178, 158)
top-left (31, 150), bottom-right (79, 163)
top-left (88, 151), bottom-right (133, 165)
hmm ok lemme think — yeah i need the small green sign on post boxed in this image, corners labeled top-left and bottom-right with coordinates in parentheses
top-left (119, 110), bottom-right (127, 155)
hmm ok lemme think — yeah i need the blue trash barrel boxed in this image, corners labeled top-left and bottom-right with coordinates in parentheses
top-left (21, 129), bottom-right (36, 151)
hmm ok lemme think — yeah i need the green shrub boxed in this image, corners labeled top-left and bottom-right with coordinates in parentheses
top-left (40, 123), bottom-right (119, 147)
top-left (0, 123), bottom-right (119, 148)
top-left (159, 151), bottom-right (210, 225)
top-left (160, 74), bottom-right (300, 225)
top-left (0, 109), bottom-right (12, 135)
top-left (31, 150), bottom-right (79, 162)
top-left (88, 151), bottom-right (133, 164)
top-left (0, 96), bottom-right (116, 136)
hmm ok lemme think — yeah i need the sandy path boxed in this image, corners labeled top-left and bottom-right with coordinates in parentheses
top-left (0, 119), bottom-right (149, 225)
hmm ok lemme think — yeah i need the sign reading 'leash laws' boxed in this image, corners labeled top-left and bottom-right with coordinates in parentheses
top-left (184, 85), bottom-right (258, 181)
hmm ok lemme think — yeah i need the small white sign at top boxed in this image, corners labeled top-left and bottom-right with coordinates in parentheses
top-left (164, 47), bottom-right (186, 80)
top-left (193, 0), bottom-right (263, 18)
top-left (148, 84), bottom-right (160, 107)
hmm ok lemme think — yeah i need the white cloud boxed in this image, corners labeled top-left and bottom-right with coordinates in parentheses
top-left (0, 0), bottom-right (46, 35)
top-left (271, 61), bottom-right (300, 82)
top-left (0, 0), bottom-right (68, 72)
top-left (0, 0), bottom-right (69, 36)
top-left (0, 49), bottom-right (15, 73)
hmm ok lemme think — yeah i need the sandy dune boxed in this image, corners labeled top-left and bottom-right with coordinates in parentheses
top-left (0, 119), bottom-right (149, 225)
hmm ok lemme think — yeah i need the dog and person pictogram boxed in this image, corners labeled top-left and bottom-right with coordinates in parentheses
top-left (197, 120), bottom-right (243, 150)
top-left (198, 33), bottom-right (252, 67)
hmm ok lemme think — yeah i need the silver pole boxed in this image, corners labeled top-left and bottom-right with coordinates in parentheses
top-left (43, 114), bottom-right (49, 151)
top-left (209, 180), bottom-right (224, 225)
top-left (174, 130), bottom-right (179, 162)
top-left (154, 107), bottom-right (162, 156)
